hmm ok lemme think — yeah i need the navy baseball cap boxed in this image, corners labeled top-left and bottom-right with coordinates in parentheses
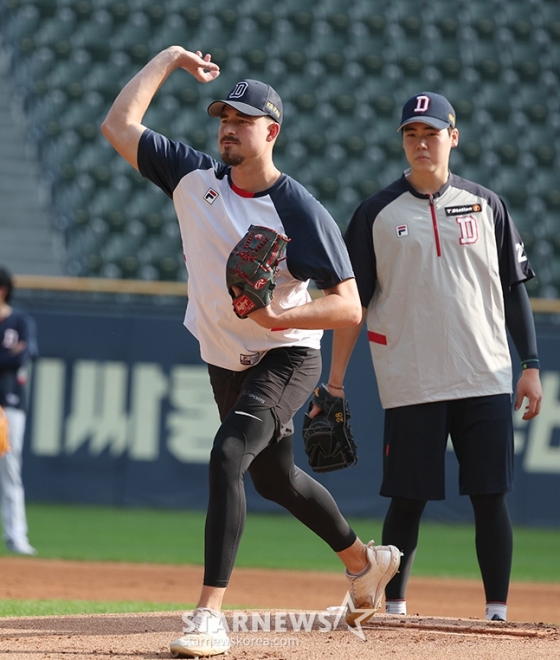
top-left (397, 92), bottom-right (456, 131)
top-left (207, 79), bottom-right (283, 124)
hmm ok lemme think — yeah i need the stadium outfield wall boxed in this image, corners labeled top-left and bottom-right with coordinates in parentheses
top-left (13, 278), bottom-right (560, 527)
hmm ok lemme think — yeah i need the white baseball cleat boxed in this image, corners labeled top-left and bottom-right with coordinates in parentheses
top-left (6, 539), bottom-right (37, 556)
top-left (170, 608), bottom-right (230, 658)
top-left (345, 540), bottom-right (401, 626)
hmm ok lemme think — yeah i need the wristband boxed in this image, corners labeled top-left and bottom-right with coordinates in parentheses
top-left (521, 359), bottom-right (540, 370)
top-left (327, 383), bottom-right (345, 390)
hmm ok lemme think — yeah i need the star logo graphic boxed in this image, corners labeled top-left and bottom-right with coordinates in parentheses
top-left (330, 592), bottom-right (377, 641)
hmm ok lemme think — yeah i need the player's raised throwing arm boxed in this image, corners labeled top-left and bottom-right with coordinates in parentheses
top-left (101, 46), bottom-right (220, 169)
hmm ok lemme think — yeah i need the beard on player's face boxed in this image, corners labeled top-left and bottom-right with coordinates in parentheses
top-left (221, 151), bottom-right (245, 166)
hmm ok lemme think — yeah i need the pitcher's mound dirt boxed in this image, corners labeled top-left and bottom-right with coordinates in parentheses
top-left (1, 558), bottom-right (559, 659)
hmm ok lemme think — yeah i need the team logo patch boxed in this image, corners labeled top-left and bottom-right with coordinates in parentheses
top-left (233, 295), bottom-right (256, 318)
top-left (396, 224), bottom-right (409, 237)
top-left (444, 204), bottom-right (482, 216)
top-left (204, 188), bottom-right (219, 204)
top-left (240, 352), bottom-right (261, 366)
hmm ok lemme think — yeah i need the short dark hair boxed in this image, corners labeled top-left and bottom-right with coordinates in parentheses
top-left (0, 267), bottom-right (14, 303)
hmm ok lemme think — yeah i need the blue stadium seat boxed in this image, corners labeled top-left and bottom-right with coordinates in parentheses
top-left (333, 115), bottom-right (369, 159)
top-left (353, 1), bottom-right (388, 33)
top-left (10, 45), bottom-right (56, 101)
top-left (478, 82), bottom-right (515, 123)
top-left (501, 1), bottom-right (536, 42)
top-left (465, 39), bottom-right (505, 80)
top-left (393, 0), bottom-right (425, 38)
top-left (430, 40), bottom-right (464, 79)
top-left (455, 121), bottom-right (486, 165)
top-left (33, 7), bottom-right (76, 57)
top-left (490, 164), bottom-right (530, 209)
top-left (3, 4), bottom-right (41, 55)
top-left (464, 3), bottom-right (498, 40)
top-left (429, 0), bottom-right (461, 40)
top-left (350, 32), bottom-right (391, 76)
top-left (392, 38), bottom-right (428, 79)
top-left (81, 53), bottom-right (132, 100)
top-left (342, 158), bottom-right (383, 200)
top-left (71, 9), bottom-right (115, 61)
top-left (533, 169), bottom-right (560, 210)
top-left (540, 2), bottom-right (560, 42)
top-left (73, 0), bottom-right (94, 23)
top-left (524, 124), bottom-right (557, 168)
top-left (166, 0), bottom-right (204, 31)
top-left (24, 0), bottom-right (58, 18)
top-left (150, 14), bottom-right (192, 54)
top-left (441, 79), bottom-right (478, 122)
top-left (516, 82), bottom-right (550, 124)
top-left (509, 40), bottom-right (543, 82)
top-left (43, 49), bottom-right (92, 100)
top-left (111, 11), bottom-right (154, 63)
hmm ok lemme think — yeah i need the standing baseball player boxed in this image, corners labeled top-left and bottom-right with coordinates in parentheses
top-left (326, 92), bottom-right (542, 622)
top-left (101, 46), bottom-right (400, 657)
top-left (0, 267), bottom-right (38, 556)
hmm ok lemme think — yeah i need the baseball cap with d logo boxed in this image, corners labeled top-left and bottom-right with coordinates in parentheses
top-left (207, 79), bottom-right (283, 124)
top-left (397, 92), bottom-right (456, 131)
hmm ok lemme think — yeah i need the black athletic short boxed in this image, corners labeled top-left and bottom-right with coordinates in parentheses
top-left (380, 394), bottom-right (514, 500)
top-left (208, 346), bottom-right (321, 441)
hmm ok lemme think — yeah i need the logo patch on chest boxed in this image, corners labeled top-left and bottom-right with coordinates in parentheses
top-left (396, 224), bottom-right (409, 237)
top-left (444, 203), bottom-right (482, 216)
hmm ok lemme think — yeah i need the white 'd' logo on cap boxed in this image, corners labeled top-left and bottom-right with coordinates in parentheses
top-left (414, 95), bottom-right (430, 113)
top-left (229, 82), bottom-right (248, 99)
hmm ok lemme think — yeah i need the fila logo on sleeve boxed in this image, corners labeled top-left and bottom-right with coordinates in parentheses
top-left (204, 188), bottom-right (219, 204)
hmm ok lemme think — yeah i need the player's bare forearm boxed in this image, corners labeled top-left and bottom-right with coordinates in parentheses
top-left (248, 279), bottom-right (362, 330)
top-left (101, 47), bottom-right (220, 168)
top-left (514, 368), bottom-right (542, 420)
top-left (327, 309), bottom-right (366, 391)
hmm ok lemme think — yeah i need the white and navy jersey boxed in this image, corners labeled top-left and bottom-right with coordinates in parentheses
top-left (138, 130), bottom-right (354, 371)
top-left (0, 309), bottom-right (38, 410)
top-left (345, 172), bottom-right (535, 409)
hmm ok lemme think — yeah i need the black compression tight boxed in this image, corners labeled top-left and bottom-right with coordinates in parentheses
top-left (471, 493), bottom-right (512, 603)
top-left (382, 497), bottom-right (426, 600)
top-left (382, 494), bottom-right (512, 603)
top-left (203, 408), bottom-right (356, 587)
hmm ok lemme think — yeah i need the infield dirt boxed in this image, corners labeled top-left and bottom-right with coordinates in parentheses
top-left (0, 558), bottom-right (559, 659)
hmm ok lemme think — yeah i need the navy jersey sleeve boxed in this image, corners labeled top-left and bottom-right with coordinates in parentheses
top-left (137, 129), bottom-right (225, 198)
top-left (344, 179), bottom-right (405, 307)
top-left (344, 200), bottom-right (378, 307)
top-left (493, 197), bottom-right (535, 291)
top-left (270, 177), bottom-right (354, 289)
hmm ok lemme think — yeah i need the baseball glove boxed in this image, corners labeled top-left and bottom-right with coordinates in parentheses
top-left (302, 384), bottom-right (358, 473)
top-left (226, 225), bottom-right (290, 319)
top-left (0, 406), bottom-right (10, 457)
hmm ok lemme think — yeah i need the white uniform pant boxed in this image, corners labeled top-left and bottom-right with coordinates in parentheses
top-left (0, 407), bottom-right (29, 545)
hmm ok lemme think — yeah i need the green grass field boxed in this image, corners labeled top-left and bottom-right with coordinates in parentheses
top-left (1, 503), bottom-right (558, 617)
